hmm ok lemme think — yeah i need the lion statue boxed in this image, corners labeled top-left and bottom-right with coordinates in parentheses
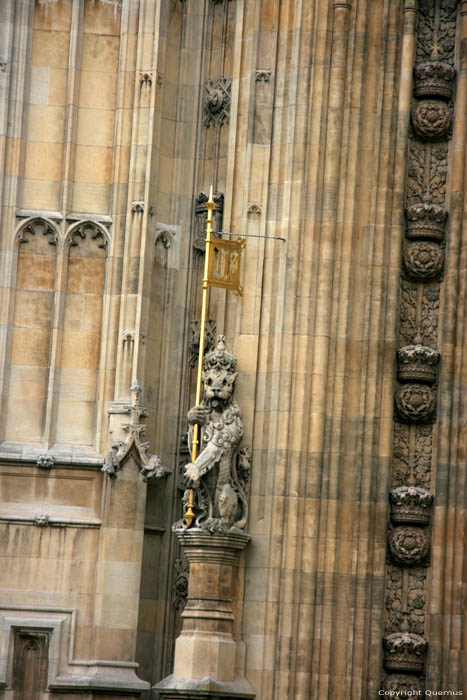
top-left (181, 335), bottom-right (250, 531)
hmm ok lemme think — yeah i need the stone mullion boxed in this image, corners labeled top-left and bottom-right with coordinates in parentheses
top-left (42, 0), bottom-right (84, 449)
top-left (42, 242), bottom-right (67, 449)
top-left (59, 0), bottom-right (84, 215)
top-left (382, 0), bottom-right (459, 692)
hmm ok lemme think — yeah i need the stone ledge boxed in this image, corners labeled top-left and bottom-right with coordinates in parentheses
top-left (49, 663), bottom-right (149, 694)
top-left (154, 674), bottom-right (255, 699)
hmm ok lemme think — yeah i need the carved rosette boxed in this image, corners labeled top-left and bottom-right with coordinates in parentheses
top-left (397, 344), bottom-right (439, 383)
top-left (405, 202), bottom-right (448, 241)
top-left (388, 526), bottom-right (430, 566)
top-left (413, 61), bottom-right (456, 100)
top-left (411, 100), bottom-right (451, 141)
top-left (389, 486), bottom-right (433, 525)
top-left (383, 674), bottom-right (425, 694)
top-left (383, 632), bottom-right (428, 674)
top-left (404, 240), bottom-right (444, 279)
top-left (395, 384), bottom-right (436, 423)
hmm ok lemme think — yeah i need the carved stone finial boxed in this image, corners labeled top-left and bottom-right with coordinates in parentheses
top-left (405, 202), bottom-right (448, 241)
top-left (102, 381), bottom-right (171, 482)
top-left (414, 61), bottom-right (456, 100)
top-left (383, 632), bottom-right (427, 673)
top-left (389, 486), bottom-right (434, 525)
top-left (397, 343), bottom-right (440, 383)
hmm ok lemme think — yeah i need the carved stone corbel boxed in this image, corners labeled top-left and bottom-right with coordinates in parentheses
top-left (102, 381), bottom-right (171, 482)
top-left (37, 454), bottom-right (55, 470)
top-left (255, 69), bottom-right (272, 82)
top-left (140, 72), bottom-right (152, 86)
top-left (131, 201), bottom-right (145, 215)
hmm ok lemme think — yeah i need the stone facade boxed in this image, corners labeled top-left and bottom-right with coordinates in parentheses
top-left (1, 1), bottom-right (467, 699)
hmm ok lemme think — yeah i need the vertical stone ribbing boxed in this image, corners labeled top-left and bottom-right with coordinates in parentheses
top-left (428, 0), bottom-right (467, 692)
top-left (224, 0), bottom-right (407, 698)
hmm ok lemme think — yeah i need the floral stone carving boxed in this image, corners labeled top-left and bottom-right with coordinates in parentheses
top-left (177, 336), bottom-right (250, 532)
top-left (395, 384), bottom-right (436, 423)
top-left (411, 100), bottom-right (451, 141)
top-left (413, 61), bottom-right (456, 100)
top-left (383, 674), bottom-right (425, 694)
top-left (383, 631), bottom-right (427, 673)
top-left (404, 240), bottom-right (444, 280)
top-left (388, 526), bottom-right (430, 566)
top-left (405, 202), bottom-right (447, 240)
top-left (397, 343), bottom-right (440, 384)
top-left (389, 486), bottom-right (433, 525)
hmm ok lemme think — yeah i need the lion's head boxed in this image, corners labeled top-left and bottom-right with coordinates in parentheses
top-left (202, 335), bottom-right (238, 409)
top-left (203, 367), bottom-right (237, 409)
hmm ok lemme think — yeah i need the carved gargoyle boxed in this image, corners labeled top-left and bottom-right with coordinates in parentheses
top-left (178, 336), bottom-right (250, 532)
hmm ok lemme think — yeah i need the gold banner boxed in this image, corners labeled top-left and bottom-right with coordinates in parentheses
top-left (207, 237), bottom-right (246, 295)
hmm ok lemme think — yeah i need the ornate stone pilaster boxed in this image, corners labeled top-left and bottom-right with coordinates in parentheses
top-left (156, 530), bottom-right (255, 699)
top-left (382, 0), bottom-right (460, 692)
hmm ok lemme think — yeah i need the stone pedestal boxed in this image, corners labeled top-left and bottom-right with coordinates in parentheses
top-left (155, 529), bottom-right (255, 700)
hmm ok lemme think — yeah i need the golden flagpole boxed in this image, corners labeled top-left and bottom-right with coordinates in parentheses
top-left (184, 185), bottom-right (215, 527)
